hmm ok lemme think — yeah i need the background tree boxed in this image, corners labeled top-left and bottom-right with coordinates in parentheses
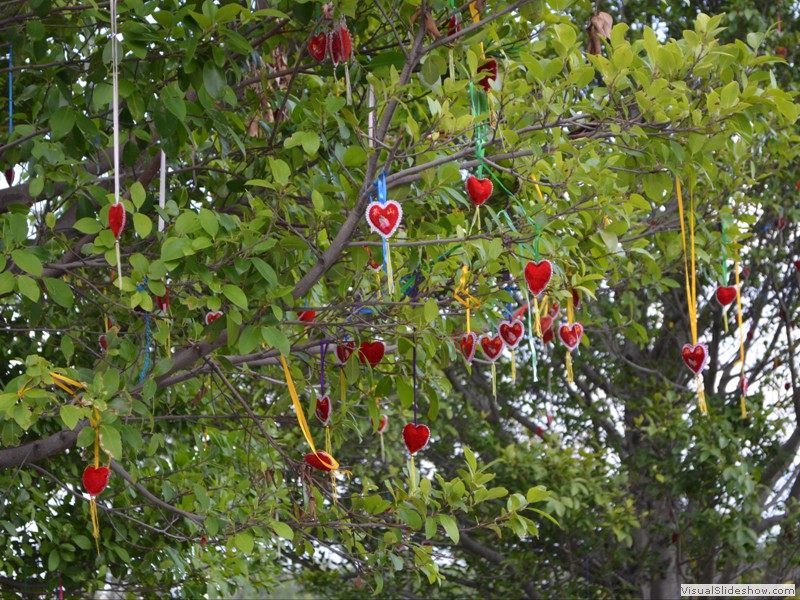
top-left (0, 0), bottom-right (798, 598)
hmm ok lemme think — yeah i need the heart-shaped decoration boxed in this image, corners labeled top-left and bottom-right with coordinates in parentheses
top-left (372, 414), bottom-right (388, 434)
top-left (458, 331), bottom-right (478, 363)
top-left (298, 310), bottom-right (316, 323)
top-left (5, 167), bottom-right (14, 186)
top-left (559, 323), bottom-right (584, 351)
top-left (99, 334), bottom-right (108, 352)
top-left (305, 451), bottom-right (336, 472)
top-left (205, 310), bottom-right (223, 325)
top-left (542, 328), bottom-right (554, 344)
top-left (480, 334), bottom-right (505, 362)
top-left (794, 260), bottom-right (800, 272)
top-left (366, 201), bottom-right (402, 238)
top-left (715, 286), bottom-right (737, 307)
top-left (524, 260), bottom-right (552, 296)
top-left (82, 465), bottom-right (110, 496)
top-left (335, 341), bottom-right (355, 364)
top-left (448, 15), bottom-right (461, 36)
top-left (466, 176), bottom-right (493, 206)
top-left (315, 396), bottom-right (331, 426)
top-left (499, 319), bottom-right (525, 349)
top-left (540, 315), bottom-right (555, 334)
top-left (478, 58), bottom-right (498, 91)
top-left (571, 288), bottom-right (581, 310)
top-left (777, 215), bottom-right (787, 231)
top-left (329, 22), bottom-right (352, 65)
top-left (367, 257), bottom-right (382, 272)
top-left (108, 202), bottom-right (126, 240)
top-left (358, 341), bottom-right (385, 368)
top-left (308, 32), bottom-right (327, 61)
top-left (740, 375), bottom-right (749, 394)
top-left (681, 343), bottom-right (708, 374)
top-left (547, 300), bottom-right (561, 319)
top-left (156, 289), bottom-right (169, 313)
top-left (402, 423), bottom-right (430, 454)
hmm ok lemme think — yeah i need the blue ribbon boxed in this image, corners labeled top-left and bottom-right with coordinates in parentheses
top-left (375, 172), bottom-right (390, 280)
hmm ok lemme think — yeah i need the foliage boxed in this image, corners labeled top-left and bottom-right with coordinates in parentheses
top-left (1, 0), bottom-right (799, 597)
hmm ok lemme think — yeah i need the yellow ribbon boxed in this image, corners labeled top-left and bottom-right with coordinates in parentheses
top-left (454, 264), bottom-right (481, 333)
top-left (735, 254), bottom-right (747, 419)
top-left (280, 354), bottom-right (339, 471)
top-left (386, 241), bottom-right (395, 295)
top-left (50, 372), bottom-right (84, 397)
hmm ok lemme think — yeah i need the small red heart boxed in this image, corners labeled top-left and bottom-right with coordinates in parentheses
top-left (540, 315), bottom-right (554, 334)
top-left (205, 310), bottom-right (223, 325)
top-left (559, 323), bottom-right (584, 351)
top-left (499, 319), bottom-right (525, 349)
top-left (458, 331), bottom-right (478, 363)
top-left (682, 343), bottom-right (708, 374)
top-left (794, 260), bottom-right (800, 272)
top-left (448, 15), bottom-right (461, 36)
top-left (480, 334), bottom-right (505, 361)
top-left (741, 376), bottom-right (749, 394)
top-left (524, 260), bottom-right (552, 296)
top-left (466, 176), bottom-right (493, 206)
top-left (4, 167), bottom-right (14, 186)
top-left (330, 22), bottom-right (352, 65)
top-left (571, 288), bottom-right (581, 310)
top-left (776, 215), bottom-right (787, 231)
top-left (358, 341), bottom-right (385, 368)
top-left (366, 201), bottom-right (402, 237)
top-left (298, 310), bottom-right (316, 323)
top-left (305, 451), bottom-right (336, 472)
top-left (402, 423), bottom-right (430, 454)
top-left (108, 202), bottom-right (126, 240)
top-left (547, 300), bottom-right (561, 319)
top-left (715, 286), bottom-right (737, 307)
top-left (315, 396), bottom-right (331, 426)
top-left (156, 289), bottom-right (170, 313)
top-left (478, 58), bottom-right (498, 91)
top-left (372, 414), bottom-right (388, 434)
top-left (542, 328), bottom-right (554, 344)
top-left (335, 341), bottom-right (355, 364)
top-left (308, 32), bottom-right (327, 61)
top-left (99, 334), bottom-right (108, 352)
top-left (82, 465), bottom-right (110, 496)
top-left (367, 257), bottom-right (382, 272)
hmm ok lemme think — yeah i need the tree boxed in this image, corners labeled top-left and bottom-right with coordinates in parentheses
top-left (0, 0), bottom-right (798, 597)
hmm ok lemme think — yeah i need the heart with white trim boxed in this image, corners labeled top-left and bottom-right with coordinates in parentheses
top-left (205, 311), bottom-right (223, 325)
top-left (335, 340), bottom-right (355, 364)
top-left (402, 423), bottom-right (430, 454)
top-left (681, 343), bottom-right (708, 374)
top-left (466, 176), bottom-right (493, 206)
top-left (315, 396), bottom-right (331, 426)
top-left (458, 331), bottom-right (478, 363)
top-left (371, 414), bottom-right (388, 434)
top-left (559, 323), bottom-right (583, 351)
top-left (108, 202), bottom-right (126, 240)
top-left (366, 201), bottom-right (402, 237)
top-left (499, 319), bottom-right (524, 349)
top-left (480, 334), bottom-right (505, 362)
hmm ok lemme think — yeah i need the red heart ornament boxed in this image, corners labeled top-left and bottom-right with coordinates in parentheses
top-left (367, 257), bottom-right (382, 272)
top-left (108, 202), bottom-right (126, 240)
top-left (540, 315), bottom-right (555, 334)
top-left (448, 15), bottom-right (461, 36)
top-left (542, 328), bottom-right (554, 344)
top-left (315, 396), bottom-right (331, 426)
top-left (308, 32), bottom-right (327, 61)
top-left (305, 451), bottom-right (336, 472)
top-left (547, 300), bottom-right (561, 319)
top-left (329, 22), bottom-right (352, 65)
top-left (99, 334), bottom-right (108, 352)
top-left (466, 176), bottom-right (493, 206)
top-left (366, 201), bottom-right (402, 238)
top-left (715, 286), bottom-right (737, 307)
top-left (82, 465), bottom-right (110, 496)
top-left (372, 414), bottom-right (388, 434)
top-left (298, 310), bottom-right (316, 323)
top-left (571, 288), bottom-right (581, 310)
top-left (358, 341), bottom-right (385, 368)
top-left (499, 319), bottom-right (525, 349)
top-left (205, 310), bottom-right (223, 325)
top-left (794, 260), bottom-right (800, 272)
top-left (4, 167), bottom-right (14, 186)
top-left (402, 423), bottom-right (430, 454)
top-left (681, 343), bottom-right (708, 374)
top-left (156, 289), bottom-right (170, 313)
top-left (478, 58), bottom-right (498, 91)
top-left (335, 341), bottom-right (355, 364)
top-left (480, 334), bottom-right (505, 362)
top-left (559, 323), bottom-right (584, 351)
top-left (458, 331), bottom-right (478, 363)
top-left (524, 260), bottom-right (552, 296)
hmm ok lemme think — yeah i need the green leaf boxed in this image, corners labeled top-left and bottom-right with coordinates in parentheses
top-left (49, 106), bottom-right (75, 140)
top-left (99, 423), bottom-right (122, 459)
top-left (130, 181), bottom-right (146, 209)
top-left (43, 278), bottom-right (73, 308)
top-left (74, 217), bottom-right (103, 234)
top-left (11, 250), bottom-right (43, 277)
top-left (199, 208), bottom-right (219, 238)
top-left (203, 62), bottom-right (225, 99)
top-left (284, 131), bottom-right (320, 155)
top-left (268, 157), bottom-right (290, 187)
top-left (0, 392), bottom-right (17, 413)
top-left (526, 485), bottom-right (550, 504)
top-left (438, 514), bottom-right (460, 544)
top-left (222, 284), bottom-right (248, 310)
top-left (133, 213), bottom-right (153, 238)
top-left (423, 298), bottom-right (439, 324)
top-left (234, 532), bottom-right (254, 554)
top-left (59, 405), bottom-right (84, 429)
top-left (271, 521), bottom-right (294, 541)
top-left (16, 275), bottom-right (40, 302)
top-left (161, 83), bottom-right (186, 121)
top-left (262, 327), bottom-right (290, 355)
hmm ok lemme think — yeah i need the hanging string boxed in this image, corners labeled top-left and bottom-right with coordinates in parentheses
top-left (109, 0), bottom-right (124, 290)
top-left (158, 150), bottom-right (166, 232)
top-left (412, 338), bottom-right (418, 427)
top-left (454, 263), bottom-right (480, 333)
top-left (319, 339), bottom-right (328, 396)
top-left (367, 84), bottom-right (375, 149)
top-left (734, 252), bottom-right (747, 418)
top-left (720, 218), bottom-right (730, 333)
top-left (565, 294), bottom-right (575, 384)
top-left (137, 282), bottom-right (151, 383)
top-left (7, 45), bottom-right (12, 136)
top-left (376, 172), bottom-right (395, 293)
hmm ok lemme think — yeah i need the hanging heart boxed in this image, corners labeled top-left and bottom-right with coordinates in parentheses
top-left (794, 260), bottom-right (800, 272)
top-left (5, 167), bottom-right (15, 185)
top-left (367, 257), bottom-right (382, 272)
top-left (480, 334), bottom-right (505, 362)
top-left (559, 323), bottom-right (584, 351)
top-left (540, 315), bottom-right (555, 335)
top-left (108, 202), bottom-right (126, 240)
top-left (315, 396), bottom-right (331, 426)
top-left (547, 300), bottom-right (561, 319)
top-left (542, 328), bottom-right (554, 344)
top-left (571, 288), bottom-right (581, 310)
top-left (478, 58), bottom-right (498, 91)
top-left (204, 310), bottom-right (223, 325)
top-left (155, 289), bottom-right (169, 314)
top-left (329, 21), bottom-right (352, 65)
top-left (681, 343), bottom-right (708, 374)
top-left (358, 341), bottom-right (385, 368)
top-left (402, 423), bottom-right (430, 454)
top-left (82, 465), bottom-right (110, 496)
top-left (365, 201), bottom-right (402, 238)
top-left (448, 15), bottom-right (461, 36)
top-left (499, 319), bottom-right (525, 349)
top-left (99, 334), bottom-right (108, 352)
top-left (308, 32), bottom-right (327, 61)
top-left (372, 414), bottom-right (388, 434)
top-left (298, 310), bottom-right (316, 323)
top-left (466, 176), bottom-right (493, 206)
top-left (524, 260), bottom-right (552, 296)
top-left (458, 331), bottom-right (478, 363)
top-left (715, 286), bottom-right (737, 307)
top-left (335, 341), bottom-right (355, 365)
top-left (305, 451), bottom-right (336, 472)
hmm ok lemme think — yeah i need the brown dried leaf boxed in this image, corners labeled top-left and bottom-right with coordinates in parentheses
top-left (586, 11), bottom-right (613, 56)
top-left (411, 9), bottom-right (441, 40)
